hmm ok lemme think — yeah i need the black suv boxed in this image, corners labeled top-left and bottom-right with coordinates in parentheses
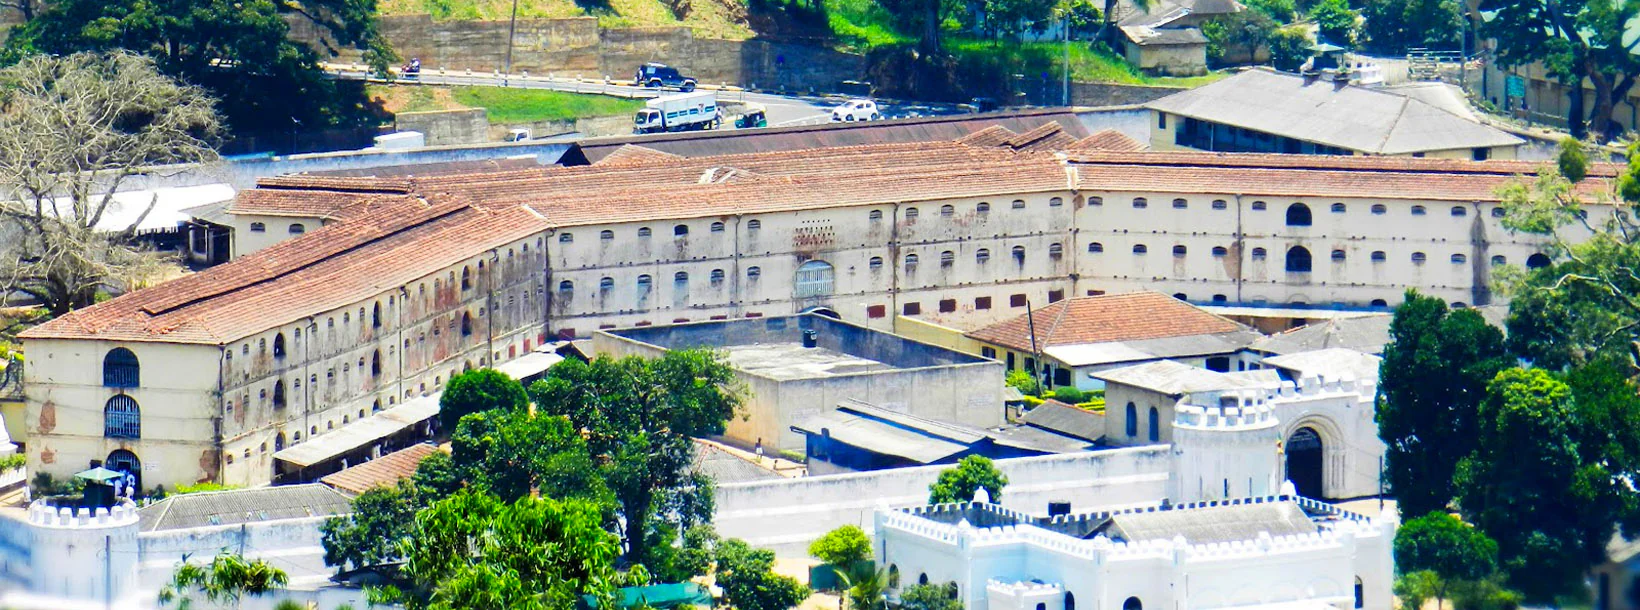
top-left (634, 63), bottom-right (697, 92)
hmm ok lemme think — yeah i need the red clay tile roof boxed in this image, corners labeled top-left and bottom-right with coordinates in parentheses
top-left (965, 291), bottom-right (1247, 353)
top-left (1069, 130), bottom-right (1147, 152)
top-left (320, 443), bottom-right (445, 495)
top-left (594, 144), bottom-right (684, 165)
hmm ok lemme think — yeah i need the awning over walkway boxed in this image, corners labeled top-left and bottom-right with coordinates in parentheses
top-left (272, 395), bottom-right (439, 468)
top-left (493, 349), bottom-right (564, 382)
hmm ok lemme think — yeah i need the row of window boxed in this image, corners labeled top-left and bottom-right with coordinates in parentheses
top-left (1098, 198), bottom-right (1500, 221)
top-left (248, 222), bottom-right (305, 235)
top-left (556, 200), bottom-right (1070, 244)
top-left (904, 198), bottom-right (1063, 219)
top-left (1095, 243), bottom-right (1544, 268)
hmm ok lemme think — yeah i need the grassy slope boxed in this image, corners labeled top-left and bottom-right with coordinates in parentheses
top-left (378, 0), bottom-right (754, 39)
top-left (369, 84), bottom-right (645, 123)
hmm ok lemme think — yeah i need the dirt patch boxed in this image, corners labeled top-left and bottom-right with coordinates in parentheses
top-left (369, 84), bottom-right (471, 115)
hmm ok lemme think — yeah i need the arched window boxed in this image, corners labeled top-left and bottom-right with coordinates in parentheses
top-left (1172, 198), bottom-right (1188, 209)
top-left (559, 233), bottom-right (574, 243)
top-left (976, 249), bottom-right (991, 263)
top-left (249, 222), bottom-right (266, 232)
top-left (675, 272), bottom-right (690, 285)
top-left (1451, 253), bottom-right (1468, 264)
top-left (1491, 207), bottom-right (1506, 218)
top-left (905, 207), bottom-right (920, 219)
top-left (904, 254), bottom-right (920, 268)
top-left (710, 269), bottom-right (726, 283)
top-left (747, 220), bottom-right (762, 231)
top-left (940, 204), bottom-right (955, 217)
top-left (888, 565), bottom-right (900, 588)
top-left (1211, 246), bottom-right (1228, 257)
top-left (797, 259), bottom-right (839, 298)
top-left (869, 257), bottom-right (884, 270)
top-left (273, 380), bottom-right (286, 408)
top-left (1212, 294), bottom-right (1228, 302)
top-left (1132, 197), bottom-right (1148, 209)
top-left (919, 574), bottom-right (929, 586)
top-left (1012, 246), bottom-right (1026, 262)
top-left (1133, 244), bottom-right (1148, 254)
top-left (1012, 199), bottom-right (1026, 209)
top-left (1354, 577), bottom-right (1364, 609)
top-left (600, 277), bottom-right (615, 290)
top-left (1411, 205), bottom-right (1427, 216)
top-left (638, 227), bottom-right (653, 237)
top-left (105, 395), bottom-right (141, 439)
top-left (1371, 298), bottom-right (1389, 307)
top-left (1172, 245), bottom-right (1187, 257)
top-left (1331, 249), bottom-right (1346, 261)
top-left (747, 266), bottom-right (762, 278)
top-left (940, 251), bottom-right (955, 266)
top-left (601, 230), bottom-right (614, 240)
top-left (1527, 253), bottom-right (1551, 269)
top-left (1125, 403), bottom-right (1138, 437)
top-left (711, 222), bottom-right (725, 232)
top-left (1088, 243), bottom-right (1104, 253)
top-left (1285, 203), bottom-right (1312, 226)
top-left (1049, 197), bottom-right (1064, 207)
top-left (1412, 252), bottom-right (1428, 263)
top-left (1048, 243), bottom-right (1063, 258)
top-left (1124, 597), bottom-right (1143, 610)
top-left (275, 432), bottom-right (286, 451)
top-left (1371, 204), bottom-right (1387, 215)
top-left (869, 210), bottom-right (883, 221)
top-left (674, 224), bottom-right (689, 236)
top-left (1088, 196), bottom-right (1104, 206)
top-left (461, 312), bottom-right (473, 337)
top-left (637, 275), bottom-right (654, 291)
top-left (372, 302), bottom-right (382, 328)
top-left (1148, 407), bottom-right (1159, 442)
top-left (1285, 246), bottom-right (1312, 272)
top-left (288, 223), bottom-right (306, 235)
top-left (1251, 247), bottom-right (1267, 259)
top-left (1211, 199), bottom-right (1227, 210)
top-left (1330, 202), bottom-right (1346, 213)
top-left (1066, 593), bottom-right (1075, 610)
top-left (1371, 251), bottom-right (1387, 262)
top-left (1451, 206), bottom-right (1468, 217)
top-left (1491, 255), bottom-right (1507, 266)
top-left (104, 348), bottom-right (139, 388)
top-left (106, 450), bottom-right (141, 489)
top-left (976, 202), bottom-right (991, 214)
top-left (273, 333), bottom-right (286, 358)
top-left (371, 350), bottom-right (381, 377)
top-left (1251, 200), bottom-right (1267, 210)
top-left (461, 267), bottom-right (472, 291)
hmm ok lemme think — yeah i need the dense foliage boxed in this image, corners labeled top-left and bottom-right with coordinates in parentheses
top-left (928, 455), bottom-right (1009, 504)
top-left (1481, 0), bottom-right (1640, 140)
top-left (810, 524), bottom-right (874, 566)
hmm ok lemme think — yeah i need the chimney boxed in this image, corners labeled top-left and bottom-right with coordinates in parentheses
top-left (1047, 500), bottom-right (1072, 517)
top-left (802, 329), bottom-right (818, 348)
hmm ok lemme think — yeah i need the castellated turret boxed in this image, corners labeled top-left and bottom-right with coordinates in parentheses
top-left (1169, 388), bottom-right (1283, 503)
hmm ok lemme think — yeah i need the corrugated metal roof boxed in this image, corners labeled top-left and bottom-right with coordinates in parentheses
top-left (1250, 315), bottom-right (1393, 355)
top-left (272, 395), bottom-right (439, 467)
top-left (987, 423), bottom-right (1097, 453)
top-left (138, 483), bottom-right (353, 532)
top-left (1099, 500), bottom-right (1316, 543)
top-left (692, 442), bottom-right (783, 484)
top-left (1020, 400), bottom-right (1105, 442)
top-left (1090, 360), bottom-right (1266, 395)
top-left (1145, 70), bottom-right (1523, 154)
top-left (569, 109), bottom-right (1090, 164)
top-left (792, 409), bottom-right (972, 464)
top-left (1042, 331), bottom-right (1258, 367)
top-left (1261, 348), bottom-right (1382, 381)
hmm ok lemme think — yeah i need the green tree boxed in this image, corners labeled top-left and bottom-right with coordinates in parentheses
top-left (1376, 290), bottom-right (1511, 518)
top-left (440, 368), bottom-right (529, 432)
top-left (395, 490), bottom-right (626, 610)
top-left (320, 481), bottom-right (423, 574)
top-left (1268, 26), bottom-right (1313, 71)
top-left (449, 408), bottom-right (609, 504)
top-left (1481, 0), bottom-right (1640, 140)
top-left (158, 552), bottom-right (290, 610)
top-left (1455, 368), bottom-right (1623, 602)
top-left (5, 0), bottom-right (393, 137)
top-left (1394, 512), bottom-right (1499, 610)
top-left (1242, 0), bottom-right (1295, 22)
top-left (713, 538), bottom-right (811, 610)
top-left (810, 524), bottom-right (873, 567)
top-left (1005, 369), bottom-right (1041, 397)
top-left (929, 455), bottom-right (1009, 504)
top-left (1203, 9), bottom-right (1279, 67)
top-left (529, 350), bottom-right (743, 564)
top-left (0, 52), bottom-right (219, 318)
top-left (1308, 0), bottom-right (1358, 47)
top-left (1359, 0), bottom-right (1462, 54)
top-left (900, 583), bottom-right (964, 610)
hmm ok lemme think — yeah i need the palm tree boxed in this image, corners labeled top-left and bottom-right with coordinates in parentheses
top-left (158, 551), bottom-right (291, 610)
top-left (839, 567), bottom-right (888, 610)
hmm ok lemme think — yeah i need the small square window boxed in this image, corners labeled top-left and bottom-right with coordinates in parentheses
top-left (939, 299), bottom-right (957, 313)
top-left (867, 305), bottom-right (886, 318)
top-left (975, 296), bottom-right (992, 310)
top-left (903, 302), bottom-right (921, 316)
top-left (1010, 294), bottom-right (1027, 307)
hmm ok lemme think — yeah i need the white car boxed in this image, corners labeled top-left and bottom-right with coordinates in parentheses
top-left (831, 99), bottom-right (882, 122)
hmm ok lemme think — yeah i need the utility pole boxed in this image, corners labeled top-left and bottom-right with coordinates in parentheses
top-left (503, 0), bottom-right (520, 86)
top-left (1062, 14), bottom-right (1071, 107)
top-left (1025, 298), bottom-right (1044, 397)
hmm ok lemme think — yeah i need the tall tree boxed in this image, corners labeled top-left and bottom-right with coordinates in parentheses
top-left (1393, 512), bottom-right (1500, 610)
top-left (1376, 290), bottom-right (1511, 518)
top-left (713, 538), bottom-right (812, 610)
top-left (448, 408), bottom-right (610, 505)
top-left (439, 368), bottom-right (529, 432)
top-left (1481, 0), bottom-right (1640, 141)
top-left (1203, 9), bottom-right (1279, 67)
top-left (321, 452), bottom-right (462, 575)
top-left (5, 0), bottom-right (394, 135)
top-left (1455, 367), bottom-right (1631, 602)
top-left (0, 52), bottom-right (219, 317)
top-left (1308, 0), bottom-right (1358, 47)
top-left (529, 349), bottom-right (743, 564)
top-left (158, 552), bottom-right (290, 610)
top-left (1360, 0), bottom-right (1463, 54)
top-left (928, 455), bottom-right (1009, 504)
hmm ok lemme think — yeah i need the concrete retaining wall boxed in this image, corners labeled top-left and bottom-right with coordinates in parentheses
top-left (714, 446), bottom-right (1172, 554)
top-left (395, 108), bottom-right (491, 146)
top-left (1070, 82), bottom-right (1186, 107)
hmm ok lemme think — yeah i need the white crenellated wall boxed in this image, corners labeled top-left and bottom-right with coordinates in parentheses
top-left (1169, 391), bottom-right (1283, 503)
top-left (23, 498), bottom-right (141, 606)
top-left (877, 497), bottom-right (1397, 610)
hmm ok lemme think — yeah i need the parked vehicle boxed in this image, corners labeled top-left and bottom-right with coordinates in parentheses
top-left (831, 99), bottom-right (881, 122)
top-left (634, 91), bottom-right (720, 134)
top-left (634, 63), bottom-right (697, 92)
top-left (733, 103), bottom-right (768, 129)
top-left (504, 128), bottom-right (531, 142)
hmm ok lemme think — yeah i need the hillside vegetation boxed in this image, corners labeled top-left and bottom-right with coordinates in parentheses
top-left (369, 84), bottom-right (645, 123)
top-left (378, 0), bottom-right (755, 39)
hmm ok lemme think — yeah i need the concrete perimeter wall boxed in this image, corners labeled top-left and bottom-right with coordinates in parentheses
top-left (714, 446), bottom-right (1172, 554)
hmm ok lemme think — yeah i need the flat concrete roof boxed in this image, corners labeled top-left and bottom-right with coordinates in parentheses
top-left (720, 342), bottom-right (896, 381)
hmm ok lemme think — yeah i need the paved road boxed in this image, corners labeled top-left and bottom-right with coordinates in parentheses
top-left (325, 64), bottom-right (969, 132)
